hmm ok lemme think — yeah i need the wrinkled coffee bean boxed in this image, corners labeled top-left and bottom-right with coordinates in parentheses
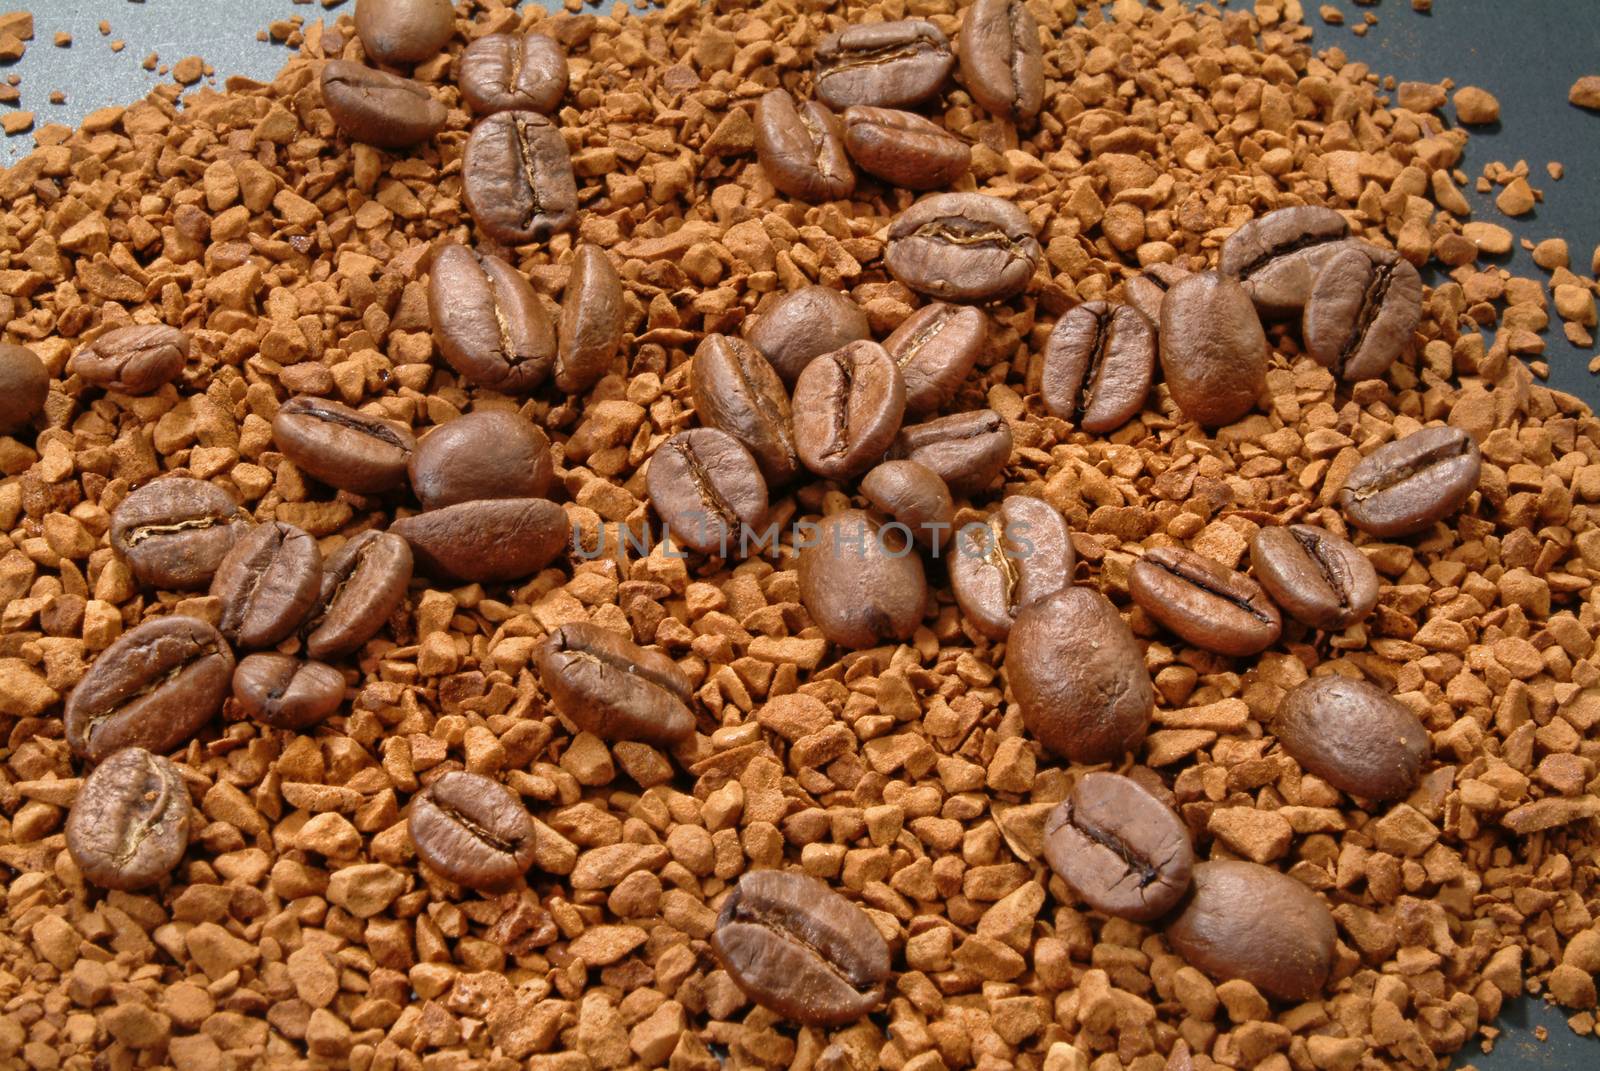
top-left (354, 0), bottom-right (454, 65)
top-left (211, 522), bottom-right (323, 650)
top-left (1218, 205), bottom-right (1351, 316)
top-left (273, 395), bottom-right (415, 494)
top-left (392, 498), bottom-right (566, 582)
top-left (1043, 772), bottom-right (1194, 922)
top-left (885, 192), bottom-right (1042, 303)
top-left (304, 531), bottom-right (413, 662)
top-left (459, 32), bottom-right (567, 115)
top-left (1303, 243), bottom-right (1423, 381)
top-left (66, 324), bottom-right (188, 395)
top-left (320, 60), bottom-right (447, 147)
top-left (883, 302), bottom-right (987, 415)
top-left (1124, 262), bottom-right (1191, 329)
top-left (462, 110), bottom-right (578, 244)
top-left (957, 0), bottom-right (1044, 124)
top-left (1159, 271), bottom-right (1267, 428)
top-left (231, 654), bottom-right (346, 731)
top-left (841, 106), bottom-right (970, 189)
top-left (429, 241), bottom-right (555, 393)
top-left (1041, 301), bottom-right (1156, 433)
top-left (409, 771), bottom-right (536, 890)
top-left (793, 340), bottom-right (906, 480)
top-left (65, 747), bottom-right (192, 891)
top-left (536, 622), bottom-right (695, 745)
top-left (1250, 524), bottom-right (1379, 631)
top-left (813, 21), bottom-right (954, 110)
top-left (797, 510), bottom-right (927, 650)
top-left (690, 334), bottom-right (800, 485)
top-left (1130, 546), bottom-right (1282, 657)
top-left (744, 285), bottom-right (871, 385)
top-left (110, 477), bottom-right (250, 591)
top-left (555, 244), bottom-right (624, 393)
top-left (754, 90), bottom-right (854, 203)
top-left (860, 460), bottom-right (954, 552)
top-left (409, 410), bottom-right (554, 510)
top-left (0, 342), bottom-right (47, 431)
top-left (1339, 425), bottom-right (1481, 537)
top-left (1277, 674), bottom-right (1430, 801)
top-left (892, 409), bottom-right (1012, 496)
top-left (646, 429), bottom-right (769, 556)
top-left (950, 495), bottom-right (1074, 640)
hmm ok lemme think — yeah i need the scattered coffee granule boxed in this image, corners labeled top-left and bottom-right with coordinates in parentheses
top-left (140, 49), bottom-right (157, 70)
top-left (108, 38), bottom-right (123, 52)
top-left (47, 88), bottom-right (61, 104)
top-left (170, 55), bottom-right (205, 85)
top-left (0, 11), bottom-right (32, 40)
top-left (52, 29), bottom-right (68, 47)
top-left (0, 31), bottom-right (24, 61)
top-left (0, 107), bottom-right (31, 134)
top-left (1572, 75), bottom-right (1600, 110)
top-left (0, 83), bottom-right (15, 104)
top-left (1319, 5), bottom-right (1344, 25)
top-left (1455, 84), bottom-right (1502, 124)
top-left (98, 18), bottom-right (109, 35)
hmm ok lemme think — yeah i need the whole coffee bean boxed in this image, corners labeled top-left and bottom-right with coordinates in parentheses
top-left (409, 410), bottom-right (554, 511)
top-left (555, 244), bottom-right (624, 393)
top-left (1159, 271), bottom-right (1267, 429)
top-left (842, 106), bottom-right (970, 190)
top-left (211, 522), bottom-right (323, 649)
top-left (744, 285), bottom-right (871, 385)
top-left (0, 342), bottom-right (48, 431)
top-left (66, 324), bottom-right (188, 395)
top-left (891, 409), bottom-right (1012, 496)
top-left (1302, 243), bottom-right (1423, 382)
top-left (647, 429), bottom-right (769, 556)
top-left (798, 510), bottom-right (927, 650)
top-left (754, 90), bottom-right (854, 203)
top-left (813, 21), bottom-right (954, 110)
top-left (860, 460), bottom-right (953, 552)
top-left (110, 477), bottom-right (250, 590)
top-left (1124, 262), bottom-right (1191, 329)
top-left (1339, 425), bottom-right (1481, 537)
top-left (272, 395), bottom-right (415, 494)
top-left (1276, 674), bottom-right (1430, 801)
top-left (1164, 860), bottom-right (1337, 1002)
top-left (1218, 205), bottom-right (1351, 317)
top-left (462, 110), bottom-right (578, 245)
top-left (1043, 772), bottom-right (1194, 922)
top-left (1250, 524), bottom-right (1379, 631)
top-left (354, 0), bottom-right (454, 64)
top-left (883, 302), bottom-right (986, 416)
top-left (690, 334), bottom-right (800, 486)
top-left (231, 654), bottom-right (346, 731)
top-left (1129, 546), bottom-right (1282, 657)
top-left (712, 870), bottom-right (890, 1026)
top-left (950, 495), bottom-right (1074, 640)
top-left (1008, 587), bottom-right (1154, 763)
top-left (392, 498), bottom-right (567, 582)
top-left (459, 32), bottom-right (567, 116)
top-left (320, 60), bottom-right (447, 147)
top-left (793, 340), bottom-right (906, 481)
top-left (429, 242), bottom-right (555, 393)
top-left (1041, 301), bottom-right (1156, 433)
top-left (409, 771), bottom-right (537, 891)
top-left (536, 622), bottom-right (695, 745)
top-left (64, 616), bottom-right (234, 763)
top-left (305, 531), bottom-right (413, 662)
top-left (957, 0), bottom-right (1045, 124)
top-left (885, 192), bottom-right (1041, 303)
top-left (65, 747), bottom-right (192, 891)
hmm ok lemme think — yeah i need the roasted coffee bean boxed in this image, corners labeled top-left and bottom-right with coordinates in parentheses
top-left (409, 771), bottom-right (537, 890)
top-left (555, 244), bottom-right (624, 393)
top-left (1124, 262), bottom-right (1191, 328)
top-left (1008, 587), bottom-right (1154, 764)
top-left (65, 747), bottom-right (192, 891)
top-left (813, 20), bottom-right (954, 110)
top-left (1164, 861), bottom-right (1337, 1002)
top-left (793, 340), bottom-right (907, 481)
top-left (1159, 271), bottom-right (1267, 428)
top-left (1041, 301), bottom-right (1156, 433)
top-left (1339, 425), bottom-right (1481, 537)
top-left (304, 531), bottom-right (413, 662)
top-left (0, 342), bottom-right (47, 431)
top-left (462, 110), bottom-right (578, 244)
top-left (798, 510), bottom-right (927, 650)
top-left (646, 429), bottom-right (769, 556)
top-left (64, 616), bottom-right (234, 763)
top-left (1218, 205), bottom-right (1351, 316)
top-left (409, 410), bottom-right (554, 511)
top-left (231, 654), bottom-right (346, 731)
top-left (712, 870), bottom-right (891, 1027)
top-left (1277, 674), bottom-right (1430, 801)
top-left (272, 395), bottom-right (415, 494)
top-left (354, 0), bottom-right (454, 65)
top-left (391, 498), bottom-right (566, 582)
top-left (744, 285), bottom-right (871, 385)
top-left (885, 192), bottom-right (1041, 303)
top-left (110, 477), bottom-right (250, 590)
top-left (429, 242), bottom-right (555, 392)
top-left (536, 621), bottom-right (695, 745)
top-left (211, 522), bottom-right (323, 649)
top-left (1250, 524), bottom-right (1379, 631)
top-left (1130, 546), bottom-right (1282, 657)
top-left (754, 90), bottom-right (854, 203)
top-left (66, 324), bottom-right (188, 395)
top-left (320, 60), bottom-right (447, 147)
top-left (459, 32), bottom-right (567, 115)
top-left (860, 460), bottom-right (953, 552)
top-left (1043, 772), bottom-right (1194, 922)
top-left (950, 495), bottom-right (1074, 640)
top-left (883, 302), bottom-right (986, 415)
top-left (841, 106), bottom-right (970, 190)
top-left (892, 409), bottom-right (1012, 496)
top-left (1303, 243), bottom-right (1423, 381)
top-left (690, 334), bottom-right (800, 485)
top-left (957, 0), bottom-right (1044, 124)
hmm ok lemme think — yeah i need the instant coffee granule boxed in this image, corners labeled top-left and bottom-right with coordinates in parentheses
top-left (0, 1), bottom-right (1598, 1070)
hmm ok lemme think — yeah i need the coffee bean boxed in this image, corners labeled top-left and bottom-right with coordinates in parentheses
top-left (793, 340), bottom-right (906, 481)
top-left (1124, 262), bottom-right (1191, 329)
top-left (304, 531), bottom-right (413, 662)
top-left (1129, 546), bottom-right (1282, 657)
top-left (797, 510), bottom-right (927, 650)
top-left (711, 870), bottom-right (891, 1027)
top-left (66, 324), bottom-right (188, 395)
top-left (1164, 860), bottom-right (1337, 1002)
top-left (841, 106), bottom-right (970, 190)
top-left (646, 429), bottom-right (769, 556)
top-left (754, 90), bottom-right (854, 203)
top-left (1218, 205), bottom-right (1351, 316)
top-left (392, 498), bottom-right (567, 583)
top-left (354, 0), bottom-right (454, 65)
top-left (1043, 772), bottom-right (1194, 922)
top-left (1159, 271), bottom-right (1267, 429)
top-left (860, 460), bottom-right (953, 552)
top-left (690, 334), bottom-right (800, 486)
top-left (1302, 243), bottom-right (1423, 382)
top-left (211, 522), bottom-right (323, 649)
top-left (0, 342), bottom-right (47, 431)
top-left (1276, 674), bottom-right (1430, 801)
top-left (320, 60), bottom-right (447, 147)
top-left (957, 0), bottom-right (1045, 124)
top-left (885, 192), bottom-right (1041, 303)
top-left (950, 495), bottom-right (1074, 640)
top-left (1041, 301), bottom-right (1156, 433)
top-left (1339, 425), bottom-right (1481, 537)
top-left (409, 771), bottom-right (536, 891)
top-left (272, 395), bottom-right (416, 494)
top-left (462, 110), bottom-right (578, 245)
top-left (65, 747), bottom-right (192, 891)
top-left (64, 616), bottom-right (234, 763)
top-left (428, 242), bottom-right (555, 393)
top-left (555, 244), bottom-right (624, 393)
top-left (891, 409), bottom-right (1012, 496)
top-left (1008, 587), bottom-right (1154, 763)
top-left (459, 32), bottom-right (567, 116)
top-left (536, 621), bottom-right (696, 745)
top-left (409, 410), bottom-right (554, 511)
top-left (883, 302), bottom-right (986, 416)
top-left (1250, 524), bottom-right (1379, 631)
top-left (110, 477), bottom-right (250, 590)
top-left (745, 285), bottom-right (871, 385)
top-left (813, 20), bottom-right (954, 110)
top-left (231, 653), bottom-right (346, 731)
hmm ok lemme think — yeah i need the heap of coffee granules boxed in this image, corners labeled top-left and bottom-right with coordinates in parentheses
top-left (1, 0), bottom-right (1599, 1068)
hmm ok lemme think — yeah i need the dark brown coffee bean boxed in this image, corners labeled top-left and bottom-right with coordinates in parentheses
top-left (354, 0), bottom-right (454, 65)
top-left (1302, 243), bottom-right (1423, 382)
top-left (1339, 426), bottom-right (1481, 537)
top-left (1164, 861), bottom-right (1337, 1002)
top-left (459, 32), bottom-right (567, 116)
top-left (1124, 262), bottom-right (1190, 328)
top-left (647, 429), bottom-right (769, 557)
top-left (792, 340), bottom-right (906, 481)
top-left (536, 621), bottom-right (695, 745)
top-left (1041, 301), bottom-right (1155, 433)
top-left (813, 20), bottom-right (954, 110)
top-left (555, 244), bottom-right (624, 393)
top-left (110, 477), bottom-right (250, 591)
top-left (1217, 205), bottom-right (1351, 317)
top-left (1008, 587), bottom-right (1154, 764)
top-left (1249, 525), bottom-right (1379, 631)
top-left (1159, 272), bottom-right (1267, 429)
top-left (320, 60), bottom-right (447, 147)
top-left (957, 0), bottom-right (1044, 124)
top-left (797, 510), bottom-right (927, 650)
top-left (1129, 546), bottom-right (1282, 657)
top-left (711, 870), bottom-right (891, 1027)
top-left (0, 342), bottom-right (47, 431)
top-left (1043, 772), bottom-right (1194, 922)
top-left (66, 325), bottom-right (188, 395)
top-left (690, 334), bottom-right (800, 486)
top-left (842, 106), bottom-right (970, 190)
top-left (754, 90), bottom-right (854, 203)
top-left (462, 110), bottom-right (578, 245)
top-left (65, 747), bottom-right (192, 891)
top-left (1277, 674), bottom-right (1430, 801)
top-left (744, 286), bottom-right (871, 385)
top-left (883, 302), bottom-right (986, 416)
top-left (860, 460), bottom-right (953, 552)
top-left (272, 395), bottom-right (415, 494)
top-left (211, 522), bottom-right (323, 650)
top-left (428, 242), bottom-right (555, 393)
top-left (409, 410), bottom-right (554, 511)
top-left (950, 495), bottom-right (1074, 640)
top-left (392, 498), bottom-right (566, 583)
top-left (891, 409), bottom-right (1012, 496)
top-left (885, 192), bottom-right (1041, 303)
top-left (64, 616), bottom-right (234, 763)
top-left (231, 654), bottom-right (346, 731)
top-left (409, 771), bottom-right (536, 891)
top-left (305, 531), bottom-right (413, 662)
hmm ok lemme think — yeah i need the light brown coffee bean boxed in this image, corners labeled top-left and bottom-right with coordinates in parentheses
top-left (304, 531), bottom-right (413, 662)
top-left (272, 396), bottom-right (416, 494)
top-left (744, 286), bottom-right (871, 386)
top-left (1249, 525), bottom-right (1379, 631)
top-left (462, 110), bottom-right (578, 245)
top-left (409, 771), bottom-right (537, 890)
top-left (109, 477), bottom-right (250, 591)
top-left (0, 342), bottom-right (47, 432)
top-left (754, 89), bottom-right (854, 203)
top-left (1129, 546), bottom-right (1282, 657)
top-left (231, 654), bottom-right (346, 731)
top-left (459, 32), bottom-right (567, 116)
top-left (1124, 262), bottom-right (1191, 329)
top-left (797, 510), bottom-right (928, 650)
top-left (1217, 205), bottom-right (1351, 317)
top-left (1159, 272), bottom-right (1267, 429)
top-left (885, 192), bottom-right (1041, 304)
top-left (1302, 243), bottom-right (1423, 382)
top-left (792, 340), bottom-right (907, 481)
top-left (409, 410), bottom-right (554, 511)
top-left (841, 106), bottom-right (970, 190)
top-left (429, 241), bottom-right (555, 393)
top-left (957, 0), bottom-right (1044, 124)
top-left (860, 460), bottom-right (953, 552)
top-left (646, 428), bottom-right (769, 557)
top-left (1276, 674), bottom-right (1430, 801)
top-left (1339, 426), bottom-right (1481, 537)
top-left (949, 495), bottom-right (1075, 640)
top-left (1040, 301), bottom-right (1155, 433)
top-left (320, 60), bottom-right (447, 147)
top-left (391, 498), bottom-right (567, 582)
top-left (1043, 772), bottom-right (1193, 922)
top-left (66, 747), bottom-right (192, 891)
top-left (814, 21), bottom-right (954, 110)
top-left (555, 244), bottom-right (625, 393)
top-left (891, 409), bottom-right (1012, 496)
top-left (67, 325), bottom-right (188, 395)
top-left (690, 334), bottom-right (800, 486)
top-left (536, 622), bottom-right (696, 745)
top-left (211, 522), bottom-right (323, 650)
top-left (883, 303), bottom-right (987, 416)
top-left (354, 0), bottom-right (454, 65)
